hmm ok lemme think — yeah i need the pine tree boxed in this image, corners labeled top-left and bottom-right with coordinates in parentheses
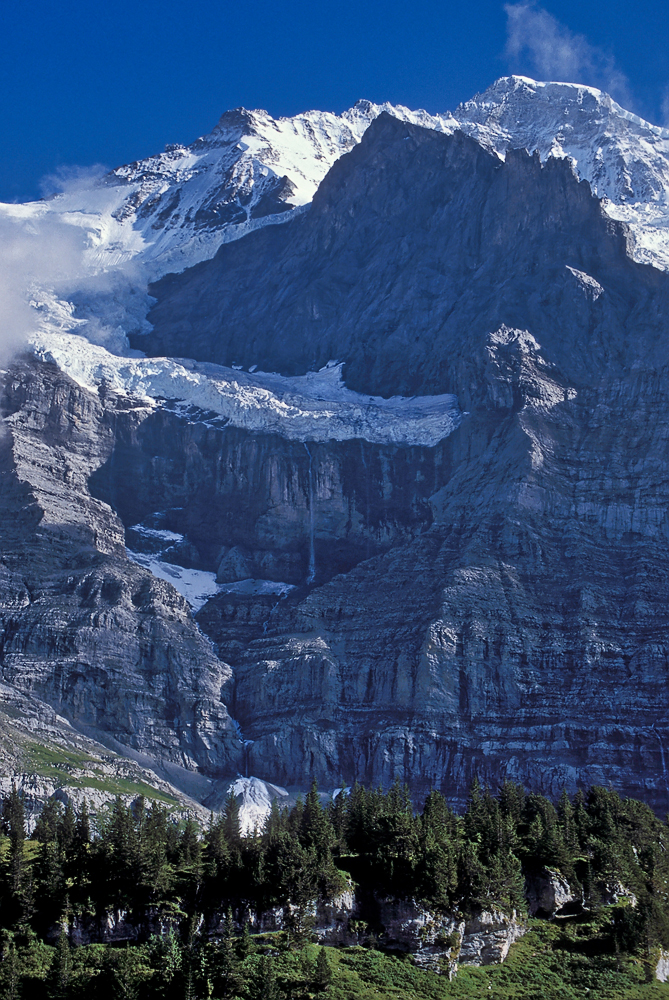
top-left (59, 802), bottom-right (76, 856)
top-left (111, 943), bottom-right (140, 1000)
top-left (105, 798), bottom-right (140, 908)
top-left (236, 920), bottom-right (253, 960)
top-left (31, 799), bottom-right (62, 845)
top-left (329, 785), bottom-right (348, 853)
top-left (263, 797), bottom-right (284, 844)
top-left (223, 791), bottom-right (241, 846)
top-left (1, 786), bottom-right (26, 927)
top-left (207, 909), bottom-right (242, 1000)
top-left (301, 781), bottom-right (333, 858)
top-left (147, 930), bottom-right (183, 999)
top-left (46, 926), bottom-right (71, 1000)
top-left (249, 954), bottom-right (279, 1000)
top-left (0, 933), bottom-right (20, 1000)
top-left (75, 799), bottom-right (91, 849)
top-left (314, 947), bottom-right (332, 993)
top-left (34, 840), bottom-right (64, 931)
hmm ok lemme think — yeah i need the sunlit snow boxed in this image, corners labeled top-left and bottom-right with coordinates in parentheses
top-left (9, 75), bottom-right (669, 417)
top-left (226, 776), bottom-right (289, 835)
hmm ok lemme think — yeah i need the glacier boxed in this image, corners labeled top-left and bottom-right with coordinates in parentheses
top-left (14, 73), bottom-right (669, 453)
top-left (31, 331), bottom-right (463, 447)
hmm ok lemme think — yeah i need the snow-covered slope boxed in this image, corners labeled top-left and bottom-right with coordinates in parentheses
top-left (7, 76), bottom-right (669, 285)
top-left (1, 100), bottom-right (455, 282)
top-left (7, 75), bottom-right (669, 361)
top-left (224, 777), bottom-right (289, 835)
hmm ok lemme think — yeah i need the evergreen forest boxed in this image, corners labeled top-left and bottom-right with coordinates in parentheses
top-left (0, 779), bottom-right (668, 998)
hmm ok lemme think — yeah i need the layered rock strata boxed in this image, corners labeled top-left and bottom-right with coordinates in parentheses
top-left (5, 106), bottom-right (669, 813)
top-left (0, 360), bottom-right (240, 777)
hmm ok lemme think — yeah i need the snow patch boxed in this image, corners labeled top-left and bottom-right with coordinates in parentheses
top-left (126, 550), bottom-right (220, 611)
top-left (218, 579), bottom-right (294, 596)
top-left (566, 265), bottom-right (604, 299)
top-left (129, 526), bottom-right (183, 543)
top-left (226, 776), bottom-right (289, 835)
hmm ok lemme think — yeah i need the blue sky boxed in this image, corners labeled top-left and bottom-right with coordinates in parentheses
top-left (2, 0), bottom-right (669, 202)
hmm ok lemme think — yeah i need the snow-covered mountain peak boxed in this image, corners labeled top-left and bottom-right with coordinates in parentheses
top-left (449, 75), bottom-right (669, 270)
top-left (9, 74), bottom-right (669, 367)
top-left (455, 75), bottom-right (669, 203)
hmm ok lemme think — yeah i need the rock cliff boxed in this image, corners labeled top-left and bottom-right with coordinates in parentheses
top-left (0, 360), bottom-right (242, 780)
top-left (140, 112), bottom-right (669, 810)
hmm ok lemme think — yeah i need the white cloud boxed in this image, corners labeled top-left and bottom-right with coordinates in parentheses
top-left (504, 3), bottom-right (632, 108)
top-left (0, 210), bottom-right (88, 362)
top-left (39, 163), bottom-right (108, 199)
top-left (0, 165), bottom-right (151, 363)
top-left (661, 86), bottom-right (669, 129)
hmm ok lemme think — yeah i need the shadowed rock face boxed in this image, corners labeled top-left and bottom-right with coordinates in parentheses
top-left (144, 112), bottom-right (669, 401)
top-left (4, 110), bottom-right (669, 811)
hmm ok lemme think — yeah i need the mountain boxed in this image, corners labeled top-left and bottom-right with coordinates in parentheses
top-left (4, 76), bottom-right (669, 814)
top-left (144, 112), bottom-right (664, 396)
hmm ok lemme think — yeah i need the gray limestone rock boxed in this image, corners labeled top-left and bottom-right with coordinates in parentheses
top-left (525, 868), bottom-right (579, 917)
top-left (5, 108), bottom-right (669, 812)
top-left (0, 360), bottom-right (242, 780)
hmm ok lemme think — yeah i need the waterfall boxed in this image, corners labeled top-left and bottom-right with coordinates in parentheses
top-left (360, 440), bottom-right (371, 559)
top-left (231, 718), bottom-right (254, 778)
top-left (304, 442), bottom-right (316, 584)
top-left (654, 726), bottom-right (669, 794)
top-left (262, 592), bottom-right (286, 634)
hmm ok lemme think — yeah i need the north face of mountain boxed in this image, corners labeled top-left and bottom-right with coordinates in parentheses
top-left (144, 112), bottom-right (668, 401)
top-left (6, 82), bottom-right (669, 812)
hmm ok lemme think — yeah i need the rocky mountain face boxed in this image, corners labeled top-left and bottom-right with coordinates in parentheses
top-left (4, 76), bottom-right (669, 816)
top-left (144, 112), bottom-right (667, 397)
top-left (143, 112), bottom-right (669, 809)
top-left (0, 360), bottom-right (242, 780)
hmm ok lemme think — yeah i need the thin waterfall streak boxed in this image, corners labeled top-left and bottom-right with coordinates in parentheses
top-left (262, 593), bottom-right (284, 634)
top-left (655, 726), bottom-right (669, 795)
top-left (360, 439), bottom-right (371, 559)
top-left (304, 442), bottom-right (316, 584)
top-left (231, 718), bottom-right (254, 779)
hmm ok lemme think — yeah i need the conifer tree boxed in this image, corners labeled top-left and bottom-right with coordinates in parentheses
top-left (75, 799), bottom-right (91, 848)
top-left (60, 801), bottom-right (76, 856)
top-left (235, 920), bottom-right (253, 960)
top-left (46, 926), bottom-right (71, 1000)
top-left (206, 908), bottom-right (242, 1000)
top-left (301, 781), bottom-right (333, 857)
top-left (1, 786), bottom-right (26, 927)
top-left (249, 953), bottom-right (279, 1000)
top-left (329, 785), bottom-right (348, 853)
top-left (0, 932), bottom-right (20, 1000)
top-left (223, 791), bottom-right (241, 846)
top-left (314, 947), bottom-right (332, 993)
top-left (31, 799), bottom-right (62, 844)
